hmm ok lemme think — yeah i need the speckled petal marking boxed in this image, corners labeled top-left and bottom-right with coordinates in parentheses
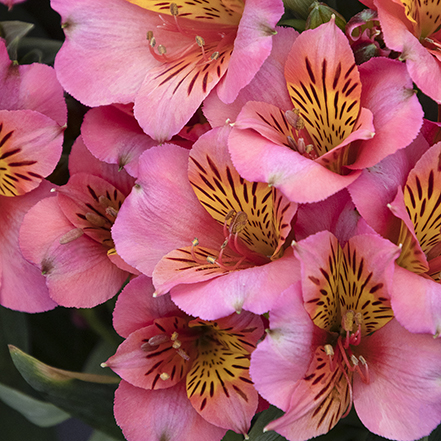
top-left (186, 317), bottom-right (260, 414)
top-left (125, 0), bottom-right (243, 25)
top-left (339, 241), bottom-right (394, 335)
top-left (189, 152), bottom-right (294, 258)
top-left (0, 123), bottom-right (40, 197)
top-left (401, 0), bottom-right (441, 39)
top-left (286, 42), bottom-right (361, 157)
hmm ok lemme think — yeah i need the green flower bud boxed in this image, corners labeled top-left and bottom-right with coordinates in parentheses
top-left (305, 2), bottom-right (346, 31)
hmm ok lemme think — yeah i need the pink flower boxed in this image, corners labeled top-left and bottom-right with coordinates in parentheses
top-left (0, 39), bottom-right (66, 312)
top-left (361, 0), bottom-right (441, 103)
top-left (52, 0), bottom-right (284, 141)
top-left (112, 125), bottom-right (299, 319)
top-left (223, 19), bottom-right (422, 203)
top-left (19, 137), bottom-right (138, 308)
top-left (250, 231), bottom-right (441, 440)
top-left (104, 275), bottom-right (263, 438)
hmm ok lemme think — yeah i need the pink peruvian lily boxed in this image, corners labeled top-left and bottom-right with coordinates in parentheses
top-left (348, 136), bottom-right (441, 336)
top-left (19, 137), bottom-right (138, 308)
top-left (51, 0), bottom-right (283, 142)
top-left (0, 39), bottom-right (66, 312)
top-left (250, 231), bottom-right (441, 441)
top-left (224, 19), bottom-right (422, 203)
top-left (113, 125), bottom-right (299, 319)
top-left (104, 275), bottom-right (263, 438)
top-left (361, 0), bottom-right (441, 103)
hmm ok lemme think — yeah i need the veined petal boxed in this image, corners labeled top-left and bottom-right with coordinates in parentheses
top-left (186, 312), bottom-right (262, 434)
top-left (389, 187), bottom-right (429, 274)
top-left (105, 318), bottom-right (195, 390)
top-left (265, 347), bottom-right (351, 440)
top-left (295, 232), bottom-right (400, 335)
top-left (189, 126), bottom-right (296, 258)
top-left (114, 381), bottom-right (227, 441)
top-left (0, 110), bottom-right (63, 197)
top-left (285, 19), bottom-right (361, 157)
top-left (354, 319), bottom-right (441, 440)
top-left (113, 276), bottom-right (184, 338)
top-left (56, 173), bottom-right (126, 247)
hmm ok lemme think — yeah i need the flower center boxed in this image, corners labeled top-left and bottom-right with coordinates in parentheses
top-left (324, 310), bottom-right (370, 417)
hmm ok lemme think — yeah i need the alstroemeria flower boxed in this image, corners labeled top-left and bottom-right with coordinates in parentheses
top-left (113, 125), bottom-right (299, 319)
top-left (0, 39), bottom-right (66, 312)
top-left (361, 0), bottom-right (441, 103)
top-left (226, 19), bottom-right (422, 203)
top-left (19, 137), bottom-right (137, 308)
top-left (384, 141), bottom-right (441, 336)
top-left (104, 275), bottom-right (263, 438)
top-left (251, 231), bottom-right (441, 441)
top-left (51, 0), bottom-right (283, 141)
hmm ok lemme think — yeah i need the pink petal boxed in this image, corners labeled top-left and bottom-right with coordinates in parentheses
top-left (0, 110), bottom-right (63, 196)
top-left (216, 0), bottom-right (284, 103)
top-left (81, 105), bottom-right (158, 178)
top-left (229, 127), bottom-right (361, 203)
top-left (52, 0), bottom-right (158, 106)
top-left (168, 248), bottom-right (301, 320)
top-left (114, 380), bottom-right (226, 441)
top-left (0, 181), bottom-right (56, 312)
top-left (113, 276), bottom-right (183, 338)
top-left (68, 136), bottom-right (136, 196)
top-left (203, 26), bottom-right (297, 127)
top-left (354, 319), bottom-right (441, 440)
top-left (0, 41), bottom-right (67, 125)
top-left (250, 282), bottom-right (323, 411)
top-left (20, 196), bottom-right (128, 308)
top-left (348, 57), bottom-right (423, 169)
top-left (112, 144), bottom-right (224, 276)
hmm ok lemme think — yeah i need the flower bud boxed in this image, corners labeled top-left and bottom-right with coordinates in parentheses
top-left (305, 2), bottom-right (346, 31)
top-left (283, 0), bottom-right (315, 20)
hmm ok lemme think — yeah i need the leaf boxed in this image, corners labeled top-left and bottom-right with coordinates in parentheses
top-left (0, 382), bottom-right (70, 427)
top-left (247, 406), bottom-right (288, 441)
top-left (88, 430), bottom-right (122, 441)
top-left (222, 430), bottom-right (245, 441)
top-left (8, 345), bottom-right (124, 440)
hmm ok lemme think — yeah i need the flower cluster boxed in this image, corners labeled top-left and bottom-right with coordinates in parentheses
top-left (2, 0), bottom-right (441, 440)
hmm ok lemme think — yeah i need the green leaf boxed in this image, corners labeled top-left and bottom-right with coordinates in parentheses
top-left (222, 430), bottom-right (245, 441)
top-left (88, 430), bottom-right (122, 441)
top-left (8, 345), bottom-right (124, 440)
top-left (0, 20), bottom-right (34, 60)
top-left (247, 406), bottom-right (288, 441)
top-left (0, 382), bottom-right (70, 427)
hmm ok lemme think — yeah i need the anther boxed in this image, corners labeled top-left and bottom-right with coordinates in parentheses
top-left (172, 340), bottom-right (182, 349)
top-left (207, 256), bottom-right (216, 264)
top-left (106, 206), bottom-right (118, 217)
top-left (195, 35), bottom-right (205, 47)
top-left (171, 332), bottom-right (179, 341)
top-left (285, 109), bottom-right (304, 130)
top-left (160, 372), bottom-right (170, 380)
top-left (147, 30), bottom-right (153, 42)
top-left (351, 354), bottom-right (359, 366)
top-left (85, 212), bottom-right (107, 227)
top-left (176, 348), bottom-right (190, 361)
top-left (98, 195), bottom-right (112, 208)
top-left (59, 228), bottom-right (84, 245)
top-left (157, 45), bottom-right (167, 55)
top-left (211, 51), bottom-right (220, 60)
top-left (150, 36), bottom-right (156, 48)
top-left (169, 2), bottom-right (179, 15)
top-left (149, 334), bottom-right (170, 346)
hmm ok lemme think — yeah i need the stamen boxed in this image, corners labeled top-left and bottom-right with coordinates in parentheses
top-left (169, 2), bottom-right (179, 15)
top-left (157, 45), bottom-right (167, 55)
top-left (211, 51), bottom-right (220, 60)
top-left (285, 109), bottom-right (304, 130)
top-left (85, 212), bottom-right (107, 227)
top-left (324, 344), bottom-right (335, 371)
top-left (191, 238), bottom-right (209, 264)
top-left (172, 340), bottom-right (182, 349)
top-left (150, 36), bottom-right (156, 48)
top-left (171, 332), bottom-right (179, 341)
top-left (358, 355), bottom-right (370, 384)
top-left (160, 372), bottom-right (170, 380)
top-left (148, 334), bottom-right (170, 346)
top-left (59, 228), bottom-right (84, 245)
top-left (106, 206), bottom-right (118, 217)
top-left (176, 348), bottom-right (191, 361)
top-left (147, 30), bottom-right (153, 42)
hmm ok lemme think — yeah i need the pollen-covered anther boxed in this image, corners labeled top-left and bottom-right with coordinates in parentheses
top-left (160, 372), bottom-right (170, 380)
top-left (285, 109), bottom-right (304, 130)
top-left (195, 35), bottom-right (205, 47)
top-left (105, 206), bottom-right (118, 217)
top-left (147, 30), bottom-right (153, 42)
top-left (59, 228), bottom-right (84, 245)
top-left (150, 36), bottom-right (156, 48)
top-left (211, 51), bottom-right (220, 60)
top-left (324, 343), bottom-right (335, 370)
top-left (169, 2), bottom-right (179, 16)
top-left (85, 212), bottom-right (107, 227)
top-left (172, 340), bottom-right (182, 349)
top-left (171, 331), bottom-right (179, 341)
top-left (157, 45), bottom-right (167, 55)
top-left (351, 354), bottom-right (359, 366)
